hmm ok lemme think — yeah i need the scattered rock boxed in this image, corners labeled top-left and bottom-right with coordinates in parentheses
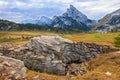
top-left (0, 56), bottom-right (27, 79)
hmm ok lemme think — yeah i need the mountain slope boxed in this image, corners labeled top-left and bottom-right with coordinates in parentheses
top-left (52, 16), bottom-right (89, 30)
top-left (93, 8), bottom-right (120, 32)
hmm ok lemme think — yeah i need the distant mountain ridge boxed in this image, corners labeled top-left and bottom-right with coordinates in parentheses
top-left (94, 8), bottom-right (120, 32)
top-left (21, 5), bottom-right (96, 31)
top-left (1, 5), bottom-right (120, 32)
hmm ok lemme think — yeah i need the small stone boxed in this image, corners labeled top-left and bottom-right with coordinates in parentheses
top-left (19, 47), bottom-right (28, 50)
top-left (0, 64), bottom-right (4, 71)
top-left (10, 70), bottom-right (16, 75)
top-left (33, 75), bottom-right (39, 79)
top-left (3, 61), bottom-right (11, 67)
top-left (105, 72), bottom-right (112, 76)
top-left (13, 73), bottom-right (21, 79)
top-left (0, 53), bottom-right (3, 56)
top-left (14, 49), bottom-right (21, 52)
top-left (8, 48), bottom-right (15, 51)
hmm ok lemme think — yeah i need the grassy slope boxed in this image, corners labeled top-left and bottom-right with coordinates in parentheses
top-left (82, 51), bottom-right (120, 80)
top-left (0, 31), bottom-right (119, 46)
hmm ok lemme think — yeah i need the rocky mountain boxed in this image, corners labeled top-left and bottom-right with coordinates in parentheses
top-left (36, 16), bottom-right (52, 26)
top-left (94, 8), bottom-right (120, 32)
top-left (52, 16), bottom-right (89, 30)
top-left (51, 5), bottom-right (96, 31)
top-left (62, 5), bottom-right (96, 26)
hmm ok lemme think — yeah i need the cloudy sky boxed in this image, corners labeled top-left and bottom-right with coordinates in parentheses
top-left (0, 0), bottom-right (120, 22)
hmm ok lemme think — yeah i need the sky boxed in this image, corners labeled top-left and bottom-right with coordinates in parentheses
top-left (0, 0), bottom-right (120, 22)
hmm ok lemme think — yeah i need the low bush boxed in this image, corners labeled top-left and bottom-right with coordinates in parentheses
top-left (114, 34), bottom-right (120, 47)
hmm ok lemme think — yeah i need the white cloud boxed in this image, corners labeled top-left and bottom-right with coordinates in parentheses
top-left (0, 0), bottom-right (120, 22)
top-left (73, 0), bottom-right (120, 19)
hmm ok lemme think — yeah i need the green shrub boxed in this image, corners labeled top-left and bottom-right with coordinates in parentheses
top-left (114, 34), bottom-right (120, 47)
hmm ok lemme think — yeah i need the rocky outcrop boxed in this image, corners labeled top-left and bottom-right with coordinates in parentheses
top-left (0, 56), bottom-right (27, 79)
top-left (0, 36), bottom-right (118, 76)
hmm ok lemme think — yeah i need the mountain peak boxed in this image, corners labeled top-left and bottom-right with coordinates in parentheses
top-left (40, 16), bottom-right (49, 19)
top-left (69, 5), bottom-right (76, 10)
top-left (37, 16), bottom-right (52, 26)
top-left (63, 5), bottom-right (90, 24)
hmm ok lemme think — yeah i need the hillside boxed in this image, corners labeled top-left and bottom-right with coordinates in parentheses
top-left (0, 19), bottom-right (84, 33)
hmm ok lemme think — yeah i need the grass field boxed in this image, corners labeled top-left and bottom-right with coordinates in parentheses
top-left (0, 31), bottom-right (119, 46)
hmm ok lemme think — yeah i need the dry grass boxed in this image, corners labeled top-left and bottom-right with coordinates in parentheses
top-left (27, 69), bottom-right (82, 80)
top-left (0, 31), bottom-right (58, 45)
top-left (82, 51), bottom-right (120, 80)
top-left (0, 31), bottom-right (120, 46)
top-left (61, 32), bottom-right (120, 46)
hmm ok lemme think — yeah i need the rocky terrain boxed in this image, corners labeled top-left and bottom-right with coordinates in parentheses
top-left (0, 36), bottom-right (118, 79)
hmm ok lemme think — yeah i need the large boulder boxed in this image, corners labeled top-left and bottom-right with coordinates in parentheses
top-left (0, 56), bottom-right (27, 79)
top-left (24, 36), bottom-right (72, 75)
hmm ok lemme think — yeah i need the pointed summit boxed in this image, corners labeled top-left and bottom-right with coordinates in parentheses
top-left (37, 16), bottom-right (52, 26)
top-left (69, 5), bottom-right (77, 10)
top-left (63, 5), bottom-right (89, 24)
